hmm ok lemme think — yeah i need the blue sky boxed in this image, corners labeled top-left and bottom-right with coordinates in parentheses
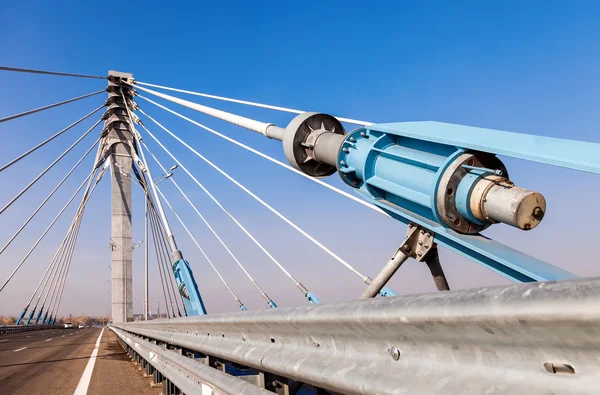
top-left (0, 1), bottom-right (598, 317)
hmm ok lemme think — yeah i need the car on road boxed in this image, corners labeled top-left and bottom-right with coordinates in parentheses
top-left (64, 322), bottom-right (73, 329)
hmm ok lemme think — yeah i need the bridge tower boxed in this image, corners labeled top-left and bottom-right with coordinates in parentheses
top-left (105, 71), bottom-right (135, 323)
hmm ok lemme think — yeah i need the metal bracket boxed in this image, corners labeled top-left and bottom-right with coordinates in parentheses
top-left (360, 223), bottom-right (439, 298)
top-left (403, 223), bottom-right (435, 262)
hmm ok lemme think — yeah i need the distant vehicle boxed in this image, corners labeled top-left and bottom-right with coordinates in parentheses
top-left (64, 322), bottom-right (73, 329)
top-left (78, 325), bottom-right (84, 329)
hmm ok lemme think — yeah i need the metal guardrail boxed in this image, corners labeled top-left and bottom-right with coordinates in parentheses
top-left (0, 324), bottom-right (59, 335)
top-left (111, 326), bottom-right (271, 395)
top-left (112, 277), bottom-right (600, 394)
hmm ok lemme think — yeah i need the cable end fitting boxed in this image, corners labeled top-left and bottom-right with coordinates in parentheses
top-left (306, 291), bottom-right (322, 304)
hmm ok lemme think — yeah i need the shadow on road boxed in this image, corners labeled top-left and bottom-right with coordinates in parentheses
top-left (0, 352), bottom-right (125, 368)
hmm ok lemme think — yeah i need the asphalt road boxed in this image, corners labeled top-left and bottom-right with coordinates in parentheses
top-left (0, 327), bottom-right (160, 395)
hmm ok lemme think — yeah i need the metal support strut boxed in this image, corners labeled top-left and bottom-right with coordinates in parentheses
top-left (361, 223), bottom-right (449, 298)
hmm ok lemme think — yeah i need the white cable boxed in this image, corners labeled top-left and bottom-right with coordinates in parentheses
top-left (0, 137), bottom-right (100, 256)
top-left (0, 66), bottom-right (105, 80)
top-left (120, 93), bottom-right (176, 246)
top-left (28, 210), bottom-right (80, 311)
top-left (31, 162), bottom-right (103, 316)
top-left (0, 168), bottom-right (96, 292)
top-left (137, 134), bottom-right (274, 304)
top-left (0, 105), bottom-right (104, 172)
top-left (0, 117), bottom-right (102, 215)
top-left (135, 81), bottom-right (372, 126)
top-left (134, 85), bottom-right (274, 136)
top-left (47, 215), bottom-right (82, 319)
top-left (155, 186), bottom-right (245, 308)
top-left (137, 110), bottom-right (368, 282)
top-left (143, 139), bottom-right (308, 294)
top-left (47, 162), bottom-right (106, 319)
top-left (138, 95), bottom-right (389, 219)
top-left (17, 140), bottom-right (100, 313)
top-left (39, 160), bottom-right (106, 315)
top-left (0, 90), bottom-right (105, 124)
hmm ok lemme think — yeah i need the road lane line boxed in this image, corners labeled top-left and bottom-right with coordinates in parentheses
top-left (61, 335), bottom-right (65, 337)
top-left (46, 339), bottom-right (52, 342)
top-left (26, 336), bottom-right (31, 338)
top-left (14, 347), bottom-right (27, 352)
top-left (0, 339), bottom-right (7, 342)
top-left (73, 328), bottom-right (104, 395)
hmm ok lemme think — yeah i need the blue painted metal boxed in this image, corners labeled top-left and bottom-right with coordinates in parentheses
top-left (455, 169), bottom-right (487, 225)
top-left (338, 128), bottom-right (460, 228)
top-left (26, 308), bottom-right (36, 325)
top-left (172, 259), bottom-right (207, 316)
top-left (240, 304), bottom-right (247, 311)
top-left (268, 300), bottom-right (278, 308)
top-left (34, 308), bottom-right (43, 324)
top-left (16, 309), bottom-right (27, 325)
top-left (41, 311), bottom-right (48, 324)
top-left (306, 291), bottom-right (322, 304)
top-left (336, 125), bottom-right (577, 283)
top-left (371, 194), bottom-right (575, 282)
top-left (371, 121), bottom-right (600, 174)
top-left (379, 286), bottom-right (398, 297)
top-left (51, 317), bottom-right (56, 325)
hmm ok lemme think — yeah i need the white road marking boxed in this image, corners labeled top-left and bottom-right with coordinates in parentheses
top-left (61, 335), bottom-right (65, 338)
top-left (14, 347), bottom-right (27, 352)
top-left (0, 339), bottom-right (7, 342)
top-left (73, 328), bottom-right (104, 395)
top-left (26, 336), bottom-right (31, 338)
top-left (46, 339), bottom-right (52, 342)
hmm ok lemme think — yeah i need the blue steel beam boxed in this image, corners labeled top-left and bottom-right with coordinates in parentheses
top-left (372, 121), bottom-right (600, 175)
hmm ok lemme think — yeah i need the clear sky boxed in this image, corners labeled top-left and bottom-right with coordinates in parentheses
top-left (0, 1), bottom-right (598, 317)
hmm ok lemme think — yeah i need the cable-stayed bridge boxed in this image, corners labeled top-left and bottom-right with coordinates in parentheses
top-left (0, 66), bottom-right (599, 395)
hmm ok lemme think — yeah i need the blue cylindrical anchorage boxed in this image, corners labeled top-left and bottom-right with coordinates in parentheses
top-left (337, 128), bottom-right (464, 228)
top-left (335, 127), bottom-right (542, 234)
top-left (16, 308), bottom-right (27, 325)
top-left (34, 308), bottom-right (43, 324)
top-left (26, 308), bottom-right (36, 325)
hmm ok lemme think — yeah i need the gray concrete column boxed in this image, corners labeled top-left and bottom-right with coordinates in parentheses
top-left (110, 141), bottom-right (133, 323)
top-left (105, 70), bottom-right (135, 323)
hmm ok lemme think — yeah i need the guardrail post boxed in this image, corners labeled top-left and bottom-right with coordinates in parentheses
top-left (151, 370), bottom-right (162, 388)
top-left (145, 362), bottom-right (153, 377)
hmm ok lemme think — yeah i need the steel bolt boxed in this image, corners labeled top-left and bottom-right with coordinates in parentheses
top-left (343, 148), bottom-right (349, 153)
top-left (360, 131), bottom-right (366, 137)
top-left (420, 230), bottom-right (424, 235)
top-left (340, 160), bottom-right (346, 166)
top-left (418, 241), bottom-right (423, 246)
top-left (349, 137), bottom-right (355, 142)
top-left (532, 206), bottom-right (545, 220)
top-left (389, 346), bottom-right (401, 361)
top-left (424, 244), bottom-right (429, 248)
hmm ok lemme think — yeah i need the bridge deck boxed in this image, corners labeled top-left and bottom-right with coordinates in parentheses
top-left (0, 328), bottom-right (158, 395)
